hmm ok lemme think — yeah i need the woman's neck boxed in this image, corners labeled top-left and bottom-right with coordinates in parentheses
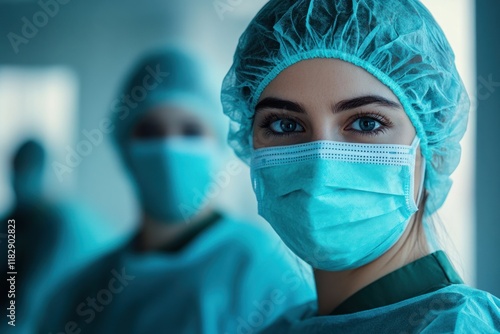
top-left (136, 206), bottom-right (214, 252)
top-left (313, 216), bottom-right (429, 315)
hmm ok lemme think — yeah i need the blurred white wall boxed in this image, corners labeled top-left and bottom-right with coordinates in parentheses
top-left (421, 0), bottom-right (476, 286)
top-left (0, 66), bottom-right (78, 206)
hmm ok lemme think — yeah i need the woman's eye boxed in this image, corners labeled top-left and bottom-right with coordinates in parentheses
top-left (350, 117), bottom-right (382, 132)
top-left (269, 119), bottom-right (304, 133)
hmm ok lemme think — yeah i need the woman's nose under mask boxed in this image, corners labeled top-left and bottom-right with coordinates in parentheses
top-left (250, 136), bottom-right (425, 271)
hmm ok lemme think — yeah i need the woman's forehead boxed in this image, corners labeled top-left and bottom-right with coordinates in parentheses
top-left (259, 59), bottom-right (402, 107)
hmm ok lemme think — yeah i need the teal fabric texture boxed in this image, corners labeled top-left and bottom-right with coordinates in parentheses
top-left (258, 285), bottom-right (500, 333)
top-left (128, 137), bottom-right (220, 222)
top-left (221, 0), bottom-right (470, 214)
top-left (37, 216), bottom-right (317, 334)
top-left (251, 138), bottom-right (420, 270)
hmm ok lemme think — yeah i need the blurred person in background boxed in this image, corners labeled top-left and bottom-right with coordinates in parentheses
top-left (1, 140), bottom-right (62, 333)
top-left (38, 47), bottom-right (315, 334)
top-left (1, 139), bottom-right (114, 333)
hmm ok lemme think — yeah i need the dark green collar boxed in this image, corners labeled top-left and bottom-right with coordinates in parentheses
top-left (131, 211), bottom-right (222, 253)
top-left (331, 251), bottom-right (464, 315)
top-left (159, 211), bottom-right (222, 253)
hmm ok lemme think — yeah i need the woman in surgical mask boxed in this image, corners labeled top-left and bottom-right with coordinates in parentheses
top-left (221, 1), bottom-right (500, 333)
top-left (38, 48), bottom-right (315, 334)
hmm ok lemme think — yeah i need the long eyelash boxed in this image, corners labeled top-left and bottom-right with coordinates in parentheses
top-left (263, 128), bottom-right (298, 137)
top-left (257, 114), bottom-right (279, 129)
top-left (258, 113), bottom-right (303, 137)
top-left (352, 111), bottom-right (392, 125)
top-left (347, 111), bottom-right (393, 136)
top-left (357, 127), bottom-right (388, 136)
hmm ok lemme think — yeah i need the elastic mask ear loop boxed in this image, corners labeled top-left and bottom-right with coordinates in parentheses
top-left (410, 135), bottom-right (425, 207)
top-left (410, 135), bottom-right (420, 151)
top-left (416, 157), bottom-right (426, 206)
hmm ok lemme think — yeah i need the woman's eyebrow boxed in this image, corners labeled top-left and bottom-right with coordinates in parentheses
top-left (255, 97), bottom-right (306, 114)
top-left (334, 95), bottom-right (402, 113)
top-left (254, 95), bottom-right (402, 115)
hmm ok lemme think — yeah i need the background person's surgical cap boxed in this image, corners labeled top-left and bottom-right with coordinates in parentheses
top-left (112, 47), bottom-right (224, 157)
top-left (221, 0), bottom-right (470, 214)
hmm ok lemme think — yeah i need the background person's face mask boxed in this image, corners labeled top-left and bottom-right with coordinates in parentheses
top-left (128, 137), bottom-right (219, 223)
top-left (251, 137), bottom-right (423, 271)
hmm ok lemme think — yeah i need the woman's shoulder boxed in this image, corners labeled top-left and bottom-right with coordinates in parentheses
top-left (398, 284), bottom-right (500, 333)
top-left (445, 285), bottom-right (500, 327)
top-left (257, 285), bottom-right (500, 334)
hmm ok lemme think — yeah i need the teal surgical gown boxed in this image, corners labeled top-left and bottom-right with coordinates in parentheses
top-left (259, 251), bottom-right (500, 333)
top-left (37, 213), bottom-right (316, 334)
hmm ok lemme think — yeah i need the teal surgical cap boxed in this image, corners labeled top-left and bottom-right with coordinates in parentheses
top-left (112, 48), bottom-right (224, 155)
top-left (221, 0), bottom-right (470, 214)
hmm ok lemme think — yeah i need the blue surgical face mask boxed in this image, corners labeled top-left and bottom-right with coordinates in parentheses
top-left (128, 137), bottom-right (219, 223)
top-left (250, 137), bottom-right (423, 271)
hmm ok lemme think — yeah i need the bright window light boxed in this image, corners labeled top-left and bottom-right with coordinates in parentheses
top-left (421, 0), bottom-right (476, 286)
top-left (0, 66), bottom-right (78, 213)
